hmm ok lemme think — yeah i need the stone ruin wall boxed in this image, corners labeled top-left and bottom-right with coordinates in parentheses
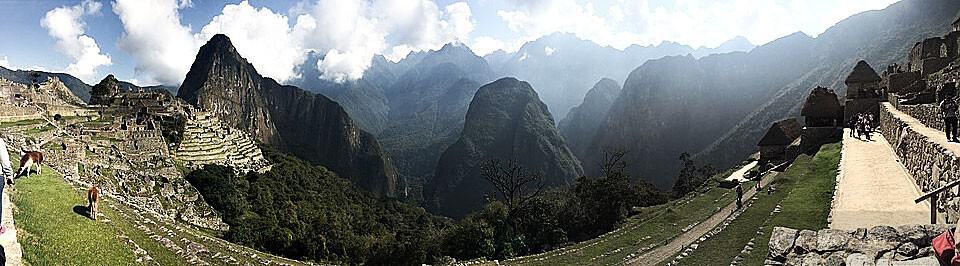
top-left (879, 103), bottom-right (960, 222)
top-left (766, 225), bottom-right (950, 265)
top-left (175, 111), bottom-right (268, 173)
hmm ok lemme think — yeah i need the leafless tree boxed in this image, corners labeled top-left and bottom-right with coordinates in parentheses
top-left (599, 147), bottom-right (629, 179)
top-left (479, 159), bottom-right (545, 213)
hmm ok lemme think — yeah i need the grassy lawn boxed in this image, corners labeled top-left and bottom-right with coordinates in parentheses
top-left (504, 173), bottom-right (748, 265)
top-left (13, 164), bottom-right (184, 265)
top-left (676, 143), bottom-right (841, 265)
top-left (0, 119), bottom-right (44, 129)
top-left (23, 124), bottom-right (55, 135)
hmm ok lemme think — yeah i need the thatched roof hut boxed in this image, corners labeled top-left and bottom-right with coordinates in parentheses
top-left (758, 118), bottom-right (802, 147)
top-left (801, 87), bottom-right (842, 118)
top-left (845, 60), bottom-right (881, 84)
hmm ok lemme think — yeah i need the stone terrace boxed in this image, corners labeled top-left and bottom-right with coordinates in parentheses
top-left (175, 111), bottom-right (268, 173)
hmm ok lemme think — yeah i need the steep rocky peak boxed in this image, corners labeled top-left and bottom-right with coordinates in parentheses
top-left (584, 78), bottom-right (621, 99)
top-left (474, 77), bottom-right (540, 103)
top-left (178, 34), bottom-right (261, 102)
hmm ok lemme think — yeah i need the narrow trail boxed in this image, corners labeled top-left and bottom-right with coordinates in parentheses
top-left (829, 129), bottom-right (928, 229)
top-left (624, 163), bottom-right (773, 266)
top-left (0, 185), bottom-right (23, 266)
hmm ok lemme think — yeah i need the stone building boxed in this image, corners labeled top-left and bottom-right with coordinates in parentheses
top-left (757, 118), bottom-right (802, 170)
top-left (801, 86), bottom-right (842, 127)
top-left (844, 60), bottom-right (882, 124)
top-left (800, 87), bottom-right (843, 150)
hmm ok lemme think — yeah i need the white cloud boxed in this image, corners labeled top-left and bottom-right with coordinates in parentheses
top-left (112, 0), bottom-right (475, 84)
top-left (113, 0), bottom-right (200, 85)
top-left (41, 0), bottom-right (112, 83)
top-left (544, 46), bottom-right (555, 56)
top-left (293, 0), bottom-right (476, 82)
top-left (0, 56), bottom-right (8, 68)
top-left (200, 1), bottom-right (303, 81)
top-left (494, 0), bottom-right (898, 49)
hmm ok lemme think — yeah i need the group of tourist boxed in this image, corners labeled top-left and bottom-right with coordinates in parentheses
top-left (848, 113), bottom-right (876, 141)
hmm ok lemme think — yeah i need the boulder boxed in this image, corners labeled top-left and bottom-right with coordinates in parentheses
top-left (818, 229), bottom-right (851, 252)
top-left (795, 230), bottom-right (818, 254)
top-left (770, 227), bottom-right (799, 260)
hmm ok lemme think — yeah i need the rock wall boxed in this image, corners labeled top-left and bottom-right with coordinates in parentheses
top-left (879, 103), bottom-right (960, 222)
top-left (895, 103), bottom-right (943, 132)
top-left (766, 225), bottom-right (951, 265)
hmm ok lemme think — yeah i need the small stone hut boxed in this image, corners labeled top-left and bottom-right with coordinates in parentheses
top-left (801, 87), bottom-right (842, 127)
top-left (844, 61), bottom-right (882, 124)
top-left (758, 118), bottom-right (802, 169)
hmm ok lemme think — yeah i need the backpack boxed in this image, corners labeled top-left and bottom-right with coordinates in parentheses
top-left (932, 229), bottom-right (960, 266)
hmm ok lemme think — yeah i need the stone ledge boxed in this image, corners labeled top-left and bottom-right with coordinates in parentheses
top-left (766, 225), bottom-right (952, 265)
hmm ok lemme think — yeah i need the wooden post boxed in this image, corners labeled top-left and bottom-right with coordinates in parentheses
top-left (931, 194), bottom-right (938, 224)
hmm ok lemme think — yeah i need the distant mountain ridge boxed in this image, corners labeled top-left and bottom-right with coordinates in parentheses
top-left (559, 78), bottom-right (621, 160)
top-left (485, 33), bottom-right (755, 120)
top-left (178, 34), bottom-right (398, 197)
top-left (0, 66), bottom-right (93, 103)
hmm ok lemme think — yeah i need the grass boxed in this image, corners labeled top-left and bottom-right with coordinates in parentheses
top-left (13, 164), bottom-right (184, 265)
top-left (0, 119), bottom-right (44, 129)
top-left (24, 124), bottom-right (55, 135)
top-left (676, 143), bottom-right (841, 266)
top-left (503, 171), bottom-right (748, 266)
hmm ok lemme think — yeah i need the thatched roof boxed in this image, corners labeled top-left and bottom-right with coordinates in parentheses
top-left (801, 87), bottom-right (842, 118)
top-left (845, 60), bottom-right (881, 84)
top-left (758, 118), bottom-right (802, 146)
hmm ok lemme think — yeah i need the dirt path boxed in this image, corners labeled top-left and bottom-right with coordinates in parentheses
top-left (724, 161), bottom-right (758, 182)
top-left (0, 185), bottom-right (23, 266)
top-left (625, 170), bottom-right (775, 266)
top-left (829, 129), bottom-right (928, 229)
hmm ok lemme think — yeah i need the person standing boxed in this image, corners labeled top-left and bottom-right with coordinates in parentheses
top-left (941, 95), bottom-right (959, 142)
top-left (0, 136), bottom-right (14, 234)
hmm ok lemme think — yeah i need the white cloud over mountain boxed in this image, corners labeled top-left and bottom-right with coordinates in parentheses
top-left (113, 0), bottom-right (200, 85)
top-left (110, 0), bottom-right (475, 85)
top-left (491, 0), bottom-right (899, 51)
top-left (40, 0), bottom-right (112, 84)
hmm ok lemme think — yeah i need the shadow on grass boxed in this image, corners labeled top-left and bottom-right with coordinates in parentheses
top-left (72, 205), bottom-right (92, 220)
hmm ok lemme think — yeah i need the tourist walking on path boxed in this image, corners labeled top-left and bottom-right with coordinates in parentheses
top-left (941, 94), bottom-right (959, 142)
top-left (848, 118), bottom-right (856, 137)
top-left (0, 136), bottom-right (14, 234)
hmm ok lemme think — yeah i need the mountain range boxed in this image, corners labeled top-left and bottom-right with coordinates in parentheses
top-left (2, 0), bottom-right (952, 209)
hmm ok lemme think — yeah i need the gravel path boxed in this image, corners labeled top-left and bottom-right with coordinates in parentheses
top-left (829, 129), bottom-right (929, 230)
top-left (624, 165), bottom-right (774, 266)
top-left (0, 185), bottom-right (22, 266)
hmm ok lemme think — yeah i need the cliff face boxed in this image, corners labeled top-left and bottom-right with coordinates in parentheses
top-left (588, 33), bottom-right (818, 188)
top-left (428, 77), bottom-right (583, 218)
top-left (178, 34), bottom-right (397, 197)
top-left (558, 78), bottom-right (621, 160)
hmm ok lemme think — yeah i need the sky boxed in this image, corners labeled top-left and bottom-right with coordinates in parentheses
top-left (0, 0), bottom-right (900, 86)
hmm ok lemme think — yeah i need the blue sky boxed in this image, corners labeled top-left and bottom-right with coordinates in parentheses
top-left (0, 0), bottom-right (900, 86)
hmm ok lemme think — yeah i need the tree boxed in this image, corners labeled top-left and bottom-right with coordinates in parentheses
top-left (672, 152), bottom-right (718, 197)
top-left (479, 159), bottom-right (545, 215)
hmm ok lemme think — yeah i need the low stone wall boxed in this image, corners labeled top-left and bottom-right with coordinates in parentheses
top-left (895, 103), bottom-right (943, 132)
top-left (766, 225), bottom-right (951, 265)
top-left (879, 103), bottom-right (960, 222)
